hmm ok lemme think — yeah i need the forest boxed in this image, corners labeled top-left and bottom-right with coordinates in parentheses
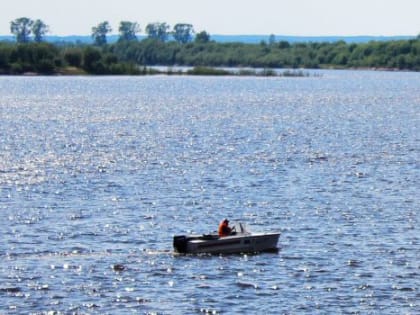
top-left (1, 17), bottom-right (419, 75)
top-left (108, 38), bottom-right (420, 70)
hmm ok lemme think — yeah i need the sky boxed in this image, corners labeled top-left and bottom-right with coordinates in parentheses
top-left (1, 0), bottom-right (419, 36)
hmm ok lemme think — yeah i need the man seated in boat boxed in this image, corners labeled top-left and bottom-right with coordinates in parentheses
top-left (218, 218), bottom-right (234, 237)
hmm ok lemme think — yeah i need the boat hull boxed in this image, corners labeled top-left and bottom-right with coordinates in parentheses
top-left (173, 232), bottom-right (280, 254)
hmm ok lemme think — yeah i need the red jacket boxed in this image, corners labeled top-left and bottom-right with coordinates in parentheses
top-left (218, 221), bottom-right (232, 237)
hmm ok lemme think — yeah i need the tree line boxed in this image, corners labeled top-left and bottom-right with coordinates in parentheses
top-left (1, 17), bottom-right (419, 75)
top-left (109, 38), bottom-right (420, 70)
top-left (8, 17), bottom-right (205, 45)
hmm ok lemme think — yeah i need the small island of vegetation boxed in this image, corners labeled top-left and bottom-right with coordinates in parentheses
top-left (1, 17), bottom-right (419, 75)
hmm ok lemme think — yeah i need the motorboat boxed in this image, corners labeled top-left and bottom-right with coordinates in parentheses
top-left (173, 222), bottom-right (280, 254)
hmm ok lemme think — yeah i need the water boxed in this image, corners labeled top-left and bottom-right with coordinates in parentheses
top-left (0, 71), bottom-right (418, 314)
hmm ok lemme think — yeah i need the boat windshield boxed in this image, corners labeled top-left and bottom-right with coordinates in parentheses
top-left (231, 222), bottom-right (250, 234)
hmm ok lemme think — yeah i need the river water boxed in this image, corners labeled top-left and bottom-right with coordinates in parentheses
top-left (0, 71), bottom-right (418, 314)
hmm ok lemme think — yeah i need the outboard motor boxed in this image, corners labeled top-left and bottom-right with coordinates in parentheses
top-left (173, 235), bottom-right (188, 253)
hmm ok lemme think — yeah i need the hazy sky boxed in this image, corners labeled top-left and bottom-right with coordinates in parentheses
top-left (1, 0), bottom-right (419, 36)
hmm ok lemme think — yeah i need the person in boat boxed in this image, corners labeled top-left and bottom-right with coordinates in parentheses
top-left (218, 219), bottom-right (232, 237)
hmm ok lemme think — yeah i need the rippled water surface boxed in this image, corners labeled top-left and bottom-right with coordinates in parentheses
top-left (0, 71), bottom-right (419, 314)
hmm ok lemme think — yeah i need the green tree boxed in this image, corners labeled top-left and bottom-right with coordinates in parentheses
top-left (118, 21), bottom-right (140, 42)
top-left (195, 31), bottom-right (210, 43)
top-left (173, 23), bottom-right (194, 44)
top-left (83, 46), bottom-right (104, 73)
top-left (0, 43), bottom-right (13, 73)
top-left (92, 21), bottom-right (112, 46)
top-left (32, 19), bottom-right (49, 42)
top-left (10, 17), bottom-right (33, 43)
top-left (145, 22), bottom-right (170, 42)
top-left (8, 42), bottom-right (59, 74)
top-left (277, 41), bottom-right (290, 49)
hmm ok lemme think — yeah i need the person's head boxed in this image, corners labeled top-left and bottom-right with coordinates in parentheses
top-left (223, 219), bottom-right (229, 224)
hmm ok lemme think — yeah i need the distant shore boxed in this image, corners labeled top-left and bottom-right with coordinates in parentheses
top-left (1, 37), bottom-right (419, 75)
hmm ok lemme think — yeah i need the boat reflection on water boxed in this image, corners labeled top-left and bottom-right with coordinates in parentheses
top-left (173, 223), bottom-right (280, 254)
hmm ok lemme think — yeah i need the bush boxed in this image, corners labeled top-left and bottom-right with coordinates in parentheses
top-left (35, 58), bottom-right (56, 74)
top-left (10, 62), bottom-right (23, 74)
top-left (82, 47), bottom-right (102, 73)
top-left (64, 48), bottom-right (82, 67)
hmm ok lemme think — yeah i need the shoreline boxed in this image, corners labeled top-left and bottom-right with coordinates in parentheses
top-left (2, 66), bottom-right (418, 77)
